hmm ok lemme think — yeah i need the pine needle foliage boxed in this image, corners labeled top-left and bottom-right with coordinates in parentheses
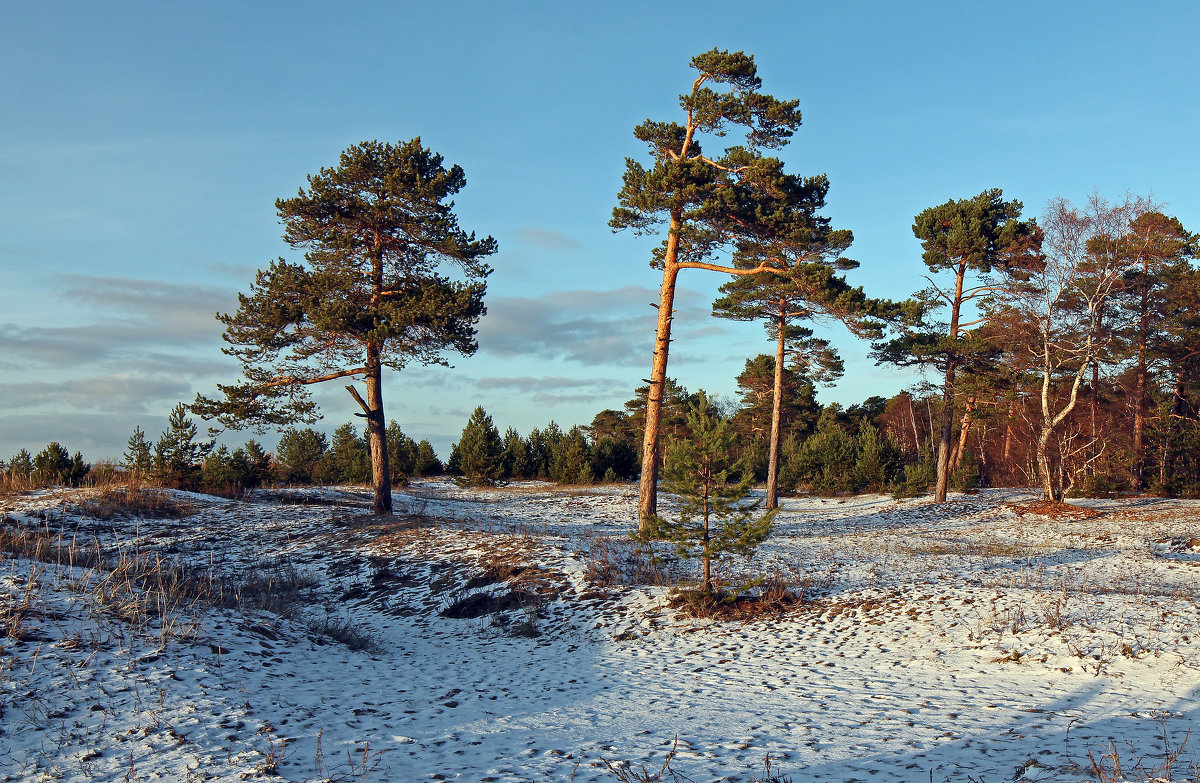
top-left (636, 392), bottom-right (776, 594)
top-left (455, 406), bottom-right (505, 486)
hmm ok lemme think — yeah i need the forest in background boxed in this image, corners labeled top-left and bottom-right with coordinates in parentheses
top-left (6, 281), bottom-right (1200, 503)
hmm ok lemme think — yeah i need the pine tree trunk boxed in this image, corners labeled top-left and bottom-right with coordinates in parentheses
top-left (765, 314), bottom-right (786, 510)
top-left (934, 265), bottom-right (966, 503)
top-left (638, 213), bottom-right (683, 529)
top-left (934, 372), bottom-right (955, 502)
top-left (1089, 356), bottom-right (1100, 478)
top-left (366, 348), bottom-right (393, 515)
top-left (702, 489), bottom-right (712, 593)
top-left (364, 236), bottom-right (393, 515)
top-left (909, 395), bottom-right (921, 453)
top-left (948, 397), bottom-right (975, 476)
top-left (1002, 400), bottom-right (1015, 463)
top-left (1132, 355), bottom-right (1147, 493)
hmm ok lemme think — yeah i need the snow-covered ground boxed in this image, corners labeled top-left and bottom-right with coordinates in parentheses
top-left (3, 481), bottom-right (1199, 782)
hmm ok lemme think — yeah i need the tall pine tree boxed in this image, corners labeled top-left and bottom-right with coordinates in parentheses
top-left (874, 189), bottom-right (1040, 502)
top-left (612, 49), bottom-right (806, 528)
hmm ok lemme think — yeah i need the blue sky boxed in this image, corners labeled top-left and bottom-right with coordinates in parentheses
top-left (2, 1), bottom-right (1198, 461)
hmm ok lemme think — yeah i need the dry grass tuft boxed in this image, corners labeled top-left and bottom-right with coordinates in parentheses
top-left (1087, 714), bottom-right (1195, 783)
top-left (1008, 499), bottom-right (1103, 520)
top-left (899, 535), bottom-right (1046, 559)
top-left (307, 614), bottom-right (384, 653)
top-left (72, 485), bottom-right (194, 520)
top-left (584, 535), bottom-right (671, 587)
top-left (0, 517), bottom-right (326, 648)
top-left (666, 570), bottom-right (831, 622)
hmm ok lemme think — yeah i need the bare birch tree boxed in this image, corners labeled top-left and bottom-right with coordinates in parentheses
top-left (988, 195), bottom-right (1134, 500)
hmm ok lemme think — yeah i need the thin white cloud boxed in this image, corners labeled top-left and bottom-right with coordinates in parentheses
top-left (516, 227), bottom-right (583, 252)
top-left (474, 375), bottom-right (623, 393)
top-left (478, 284), bottom-right (734, 367)
top-left (0, 374), bottom-right (192, 412)
top-left (0, 275), bottom-right (236, 368)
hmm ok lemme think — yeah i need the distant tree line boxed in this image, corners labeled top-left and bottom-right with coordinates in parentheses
top-left (1, 441), bottom-right (90, 488)
top-left (1, 403), bottom-right (440, 497)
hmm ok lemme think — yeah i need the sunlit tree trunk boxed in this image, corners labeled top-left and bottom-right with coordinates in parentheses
top-left (765, 311), bottom-right (786, 510)
top-left (365, 353), bottom-right (392, 515)
top-left (638, 217), bottom-right (682, 527)
top-left (934, 264), bottom-right (967, 502)
top-left (949, 397), bottom-right (975, 476)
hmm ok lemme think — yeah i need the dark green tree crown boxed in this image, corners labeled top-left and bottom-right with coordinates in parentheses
top-left (611, 49), bottom-right (804, 267)
top-left (277, 139), bottom-right (496, 279)
top-left (193, 139), bottom-right (497, 432)
top-left (912, 188), bottom-right (1037, 276)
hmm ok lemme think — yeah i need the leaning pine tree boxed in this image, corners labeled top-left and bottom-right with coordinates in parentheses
top-left (612, 48), bottom-right (808, 528)
top-left (636, 391), bottom-right (775, 595)
top-left (193, 139), bottom-right (496, 514)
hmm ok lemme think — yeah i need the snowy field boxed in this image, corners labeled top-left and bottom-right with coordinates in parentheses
top-left (3, 481), bottom-right (1200, 782)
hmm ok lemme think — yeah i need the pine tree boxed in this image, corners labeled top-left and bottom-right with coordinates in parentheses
top-left (1154, 263), bottom-right (1200, 494)
top-left (154, 403), bottom-right (208, 488)
top-left (7, 449), bottom-right (33, 480)
top-left (201, 445), bottom-right (236, 494)
top-left (612, 49), bottom-right (808, 527)
top-left (854, 423), bottom-right (902, 493)
top-left (712, 165), bottom-right (901, 508)
top-left (501, 427), bottom-right (532, 480)
top-left (590, 438), bottom-right (638, 481)
top-left (413, 440), bottom-right (442, 476)
top-left (527, 422), bottom-right (564, 480)
top-left (227, 447), bottom-right (255, 493)
top-left (636, 392), bottom-right (775, 594)
top-left (192, 139), bottom-right (496, 515)
top-left (33, 442), bottom-right (71, 485)
top-left (33, 442), bottom-right (88, 487)
top-left (124, 426), bottom-right (153, 476)
top-left (896, 441), bottom-right (938, 498)
top-left (794, 406), bottom-right (859, 495)
top-left (1110, 210), bottom-right (1198, 491)
top-left (588, 409), bottom-right (637, 446)
top-left (550, 426), bottom-right (591, 484)
top-left (67, 451), bottom-right (89, 487)
top-left (445, 442), bottom-right (462, 476)
top-left (386, 421), bottom-right (419, 484)
top-left (873, 189), bottom-right (1040, 502)
top-left (731, 355), bottom-right (820, 445)
top-left (723, 345), bottom-right (843, 507)
top-left (241, 439), bottom-right (272, 488)
top-left (455, 406), bottom-right (504, 486)
top-left (320, 424), bottom-right (371, 485)
top-left (274, 427), bottom-right (328, 484)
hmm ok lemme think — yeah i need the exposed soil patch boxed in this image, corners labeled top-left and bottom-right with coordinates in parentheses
top-left (442, 589), bottom-right (540, 618)
top-left (1008, 499), bottom-right (1104, 519)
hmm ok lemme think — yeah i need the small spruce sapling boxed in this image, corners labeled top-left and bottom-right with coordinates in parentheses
top-left (636, 391), bottom-right (776, 594)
